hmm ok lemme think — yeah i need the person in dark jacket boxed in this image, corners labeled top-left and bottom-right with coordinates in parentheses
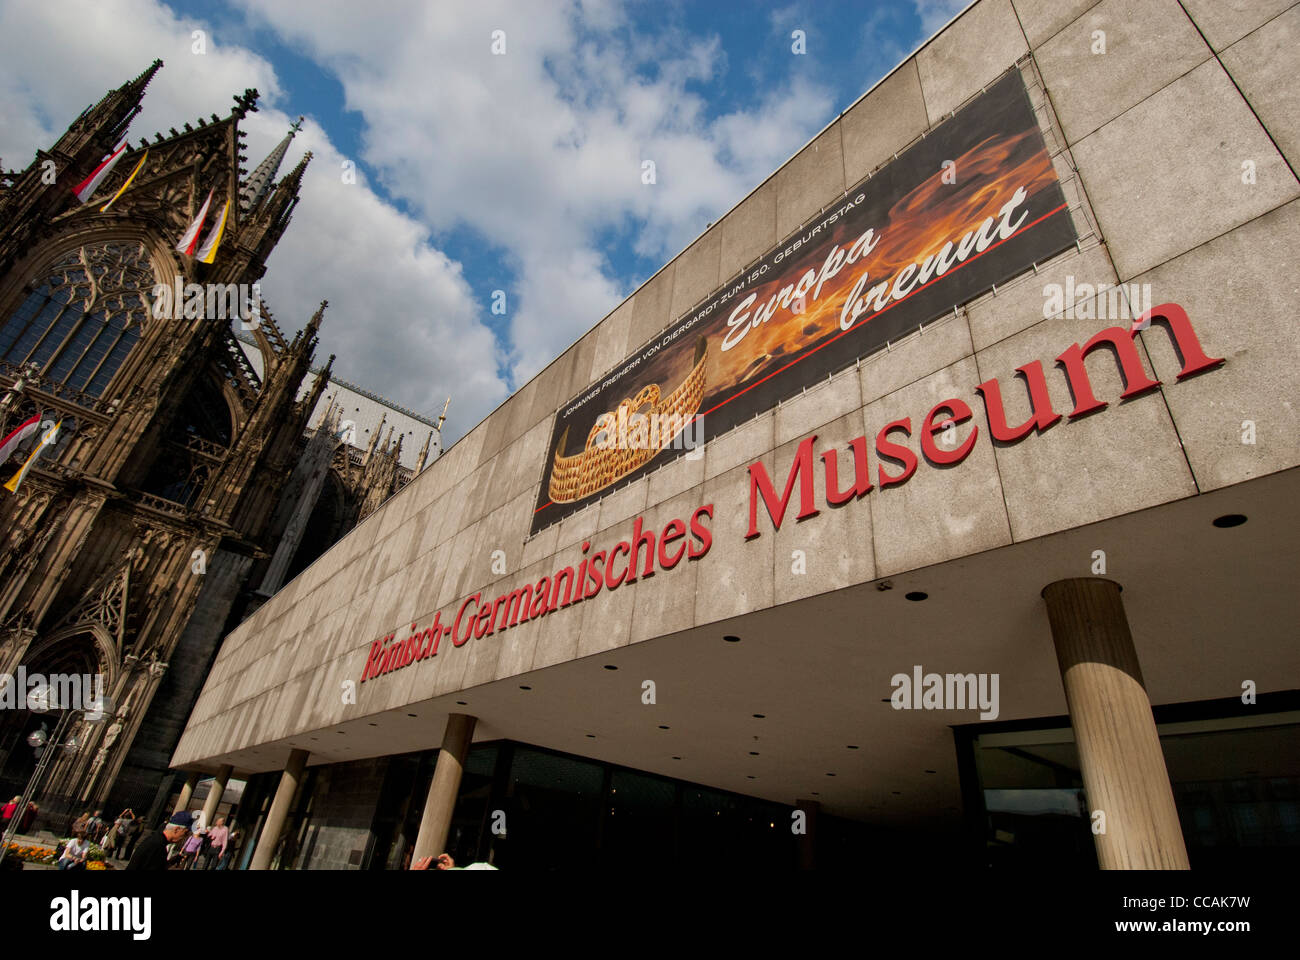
top-left (125, 811), bottom-right (192, 871)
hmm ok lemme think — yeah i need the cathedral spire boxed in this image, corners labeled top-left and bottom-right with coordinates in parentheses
top-left (415, 430), bottom-right (433, 474)
top-left (240, 116), bottom-right (303, 214)
top-left (95, 59), bottom-right (164, 148)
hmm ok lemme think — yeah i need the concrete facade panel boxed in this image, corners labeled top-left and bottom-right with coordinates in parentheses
top-left (591, 297), bottom-right (635, 383)
top-left (864, 356), bottom-right (1012, 576)
top-left (859, 311), bottom-right (974, 407)
top-left (841, 60), bottom-right (930, 186)
top-left (1219, 5), bottom-right (1300, 170)
top-left (1012, 0), bottom-right (1102, 49)
top-left (916, 0), bottom-right (1029, 123)
top-left (1179, 0), bottom-right (1297, 51)
top-left (967, 242), bottom-right (1118, 351)
top-left (1034, 0), bottom-right (1209, 145)
top-left (1134, 200), bottom-right (1300, 491)
top-left (694, 460), bottom-right (775, 625)
top-left (628, 489), bottom-right (702, 643)
top-left (705, 409), bottom-right (775, 482)
top-left (774, 365), bottom-right (863, 448)
top-left (718, 179), bottom-right (776, 281)
top-left (1070, 59), bottom-right (1299, 280)
top-left (775, 124), bottom-right (845, 241)
top-left (669, 229), bottom-right (722, 322)
top-left (976, 306), bottom-right (1198, 540)
top-left (627, 263), bottom-right (676, 349)
top-left (771, 408), bottom-right (875, 605)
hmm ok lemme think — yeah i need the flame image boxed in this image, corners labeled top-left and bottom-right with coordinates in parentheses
top-left (706, 127), bottom-right (1060, 396)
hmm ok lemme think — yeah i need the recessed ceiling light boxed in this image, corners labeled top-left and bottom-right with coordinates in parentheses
top-left (658, 725), bottom-right (669, 730)
top-left (1213, 514), bottom-right (1247, 528)
top-left (924, 769), bottom-right (936, 774)
top-left (752, 714), bottom-right (765, 719)
top-left (672, 756), bottom-right (681, 760)
top-left (408, 714), bottom-right (417, 718)
top-left (603, 664), bottom-right (618, 670)
top-left (825, 772), bottom-right (836, 777)
top-left (905, 591), bottom-right (928, 601)
top-left (519, 685), bottom-right (531, 690)
top-left (746, 775), bottom-right (756, 780)
top-left (723, 635), bottom-right (741, 643)
top-left (586, 734), bottom-right (596, 738)
top-left (892, 790), bottom-right (901, 795)
top-left (749, 751), bottom-right (759, 756)
top-left (880, 698), bottom-right (891, 702)
top-left (846, 745), bottom-right (859, 749)
top-left (456, 701), bottom-right (467, 706)
top-left (368, 723), bottom-right (377, 726)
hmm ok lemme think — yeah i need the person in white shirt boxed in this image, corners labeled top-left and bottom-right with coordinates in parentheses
top-left (58, 829), bottom-right (90, 871)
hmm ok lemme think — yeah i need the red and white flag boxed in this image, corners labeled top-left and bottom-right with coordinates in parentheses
top-left (194, 198), bottom-right (230, 264)
top-left (176, 189), bottom-right (214, 257)
top-left (4, 419), bottom-right (60, 494)
top-left (0, 413), bottom-right (40, 468)
top-left (71, 140), bottom-right (129, 204)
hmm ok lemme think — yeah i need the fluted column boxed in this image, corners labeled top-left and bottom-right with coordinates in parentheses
top-left (411, 714), bottom-right (476, 865)
top-left (248, 749), bottom-right (309, 870)
top-left (1042, 578), bottom-right (1188, 869)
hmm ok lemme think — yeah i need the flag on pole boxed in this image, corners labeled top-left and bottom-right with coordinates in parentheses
top-left (71, 141), bottom-right (128, 204)
top-left (0, 413), bottom-right (41, 469)
top-left (195, 197), bottom-right (230, 264)
top-left (99, 150), bottom-right (148, 212)
top-left (4, 419), bottom-right (60, 494)
top-left (175, 189), bottom-right (214, 257)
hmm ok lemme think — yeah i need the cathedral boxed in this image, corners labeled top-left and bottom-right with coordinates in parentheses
top-left (0, 61), bottom-right (435, 827)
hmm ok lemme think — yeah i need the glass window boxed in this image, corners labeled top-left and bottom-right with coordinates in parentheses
top-left (0, 242), bottom-right (155, 398)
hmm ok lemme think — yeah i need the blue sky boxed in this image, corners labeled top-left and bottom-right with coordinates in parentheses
top-left (0, 0), bottom-right (967, 442)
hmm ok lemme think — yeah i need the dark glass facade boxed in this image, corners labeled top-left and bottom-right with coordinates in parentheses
top-left (959, 695), bottom-right (1300, 870)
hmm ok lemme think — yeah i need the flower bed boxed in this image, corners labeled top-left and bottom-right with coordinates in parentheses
top-left (5, 842), bottom-right (57, 865)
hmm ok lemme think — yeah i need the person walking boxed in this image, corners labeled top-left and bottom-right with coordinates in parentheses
top-left (203, 817), bottom-right (229, 870)
top-left (86, 809), bottom-right (104, 842)
top-left (125, 811), bottom-right (192, 871)
top-left (217, 825), bottom-right (241, 870)
top-left (180, 824), bottom-right (204, 869)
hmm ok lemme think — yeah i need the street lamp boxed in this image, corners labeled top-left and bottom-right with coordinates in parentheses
top-left (0, 693), bottom-right (105, 867)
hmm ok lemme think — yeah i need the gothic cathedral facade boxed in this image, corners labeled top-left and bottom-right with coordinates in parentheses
top-left (0, 61), bottom-right (421, 827)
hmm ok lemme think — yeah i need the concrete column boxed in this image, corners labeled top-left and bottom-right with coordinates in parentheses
top-left (1042, 578), bottom-right (1189, 869)
top-left (248, 749), bottom-right (309, 871)
top-left (411, 714), bottom-right (477, 864)
top-left (199, 764), bottom-right (233, 829)
top-left (173, 771), bottom-right (200, 814)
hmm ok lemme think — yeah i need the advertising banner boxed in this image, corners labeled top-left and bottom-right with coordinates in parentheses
top-left (531, 68), bottom-right (1077, 535)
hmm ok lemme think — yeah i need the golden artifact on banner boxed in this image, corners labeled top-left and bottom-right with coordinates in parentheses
top-left (548, 338), bottom-right (707, 503)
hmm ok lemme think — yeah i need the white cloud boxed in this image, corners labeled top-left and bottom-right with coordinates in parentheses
top-left (228, 0), bottom-right (837, 384)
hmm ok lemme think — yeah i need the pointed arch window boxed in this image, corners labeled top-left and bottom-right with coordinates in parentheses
top-left (1, 241), bottom-right (156, 397)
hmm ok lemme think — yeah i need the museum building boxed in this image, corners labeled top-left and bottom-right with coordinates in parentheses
top-left (171, 0), bottom-right (1300, 870)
